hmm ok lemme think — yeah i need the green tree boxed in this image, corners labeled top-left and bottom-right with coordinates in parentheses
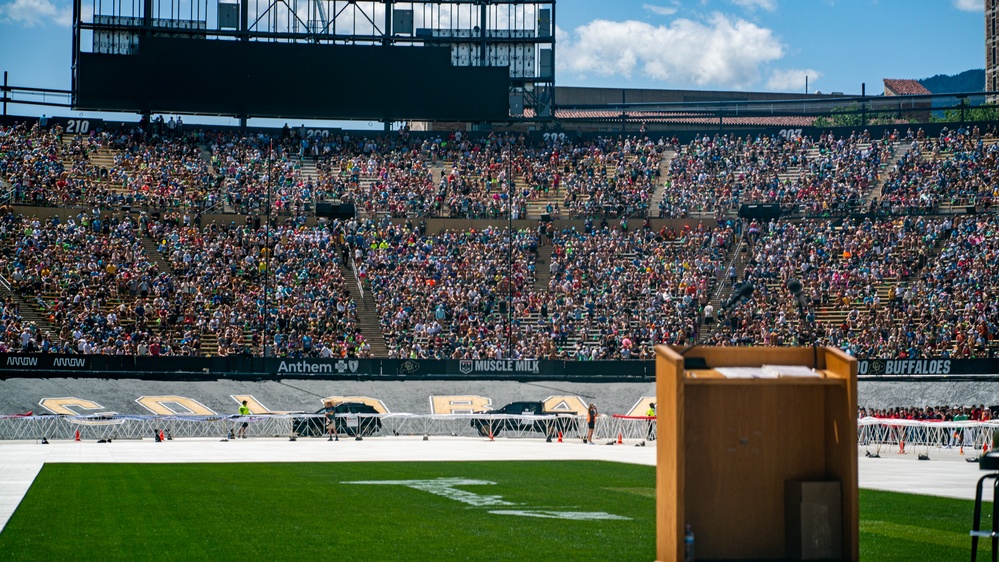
top-left (931, 101), bottom-right (999, 123)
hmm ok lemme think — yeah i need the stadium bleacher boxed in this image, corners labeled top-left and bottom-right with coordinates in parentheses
top-left (2, 120), bottom-right (998, 360)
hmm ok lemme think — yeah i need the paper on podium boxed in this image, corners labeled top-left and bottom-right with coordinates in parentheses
top-left (715, 367), bottom-right (777, 379)
top-left (762, 364), bottom-right (822, 378)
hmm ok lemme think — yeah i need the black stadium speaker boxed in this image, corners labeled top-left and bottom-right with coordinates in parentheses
top-left (738, 203), bottom-right (782, 220)
top-left (338, 203), bottom-right (357, 219)
top-left (316, 203), bottom-right (356, 219)
top-left (540, 213), bottom-right (552, 222)
top-left (316, 202), bottom-right (335, 217)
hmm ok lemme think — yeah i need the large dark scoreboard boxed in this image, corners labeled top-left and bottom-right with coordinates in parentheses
top-left (76, 37), bottom-right (510, 121)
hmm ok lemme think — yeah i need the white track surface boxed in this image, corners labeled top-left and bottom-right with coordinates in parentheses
top-left (0, 438), bottom-right (991, 534)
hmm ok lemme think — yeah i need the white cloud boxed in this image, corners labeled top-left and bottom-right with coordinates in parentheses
top-left (0, 0), bottom-right (71, 26)
top-left (953, 0), bottom-right (981, 12)
top-left (557, 13), bottom-right (784, 89)
top-left (731, 0), bottom-right (778, 11)
top-left (766, 68), bottom-right (820, 92)
top-left (643, 3), bottom-right (678, 16)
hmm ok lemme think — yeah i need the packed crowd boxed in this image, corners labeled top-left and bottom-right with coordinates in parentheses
top-left (880, 214), bottom-right (999, 359)
top-left (859, 405), bottom-right (994, 421)
top-left (661, 130), bottom-right (892, 218)
top-left (0, 211), bottom-right (183, 354)
top-left (345, 217), bottom-right (732, 360)
top-left (541, 221), bottom-right (731, 359)
top-left (706, 213), bottom-right (999, 359)
top-left (1, 124), bottom-right (670, 220)
top-left (876, 127), bottom-right (999, 214)
top-left (147, 216), bottom-right (368, 358)
top-left (705, 216), bottom-right (945, 354)
top-left (0, 208), bottom-right (369, 357)
top-left (357, 221), bottom-right (538, 359)
top-left (0, 208), bottom-right (996, 359)
top-left (4, 120), bottom-right (999, 360)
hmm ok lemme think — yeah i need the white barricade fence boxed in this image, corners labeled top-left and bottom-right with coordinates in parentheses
top-left (0, 413), bottom-right (600, 441)
top-left (6, 413), bottom-right (997, 454)
top-left (608, 414), bottom-right (657, 443)
top-left (857, 417), bottom-right (999, 455)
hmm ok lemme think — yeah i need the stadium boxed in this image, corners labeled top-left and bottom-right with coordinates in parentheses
top-left (2, 0), bottom-right (999, 560)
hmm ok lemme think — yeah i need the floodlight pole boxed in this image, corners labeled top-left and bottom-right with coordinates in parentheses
top-left (508, 150), bottom-right (513, 361)
top-left (264, 140), bottom-right (272, 357)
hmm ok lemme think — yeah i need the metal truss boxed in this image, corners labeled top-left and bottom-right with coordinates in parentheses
top-left (73, 0), bottom-right (556, 119)
top-left (858, 418), bottom-right (999, 457)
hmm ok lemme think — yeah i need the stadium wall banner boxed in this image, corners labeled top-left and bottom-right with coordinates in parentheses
top-left (855, 358), bottom-right (999, 377)
top-left (4, 354), bottom-right (997, 380)
top-left (0, 354), bottom-right (653, 382)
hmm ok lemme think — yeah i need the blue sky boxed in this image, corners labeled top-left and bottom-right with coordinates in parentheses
top-left (0, 0), bottom-right (988, 122)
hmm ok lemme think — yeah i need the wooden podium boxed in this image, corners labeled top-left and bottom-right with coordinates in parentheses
top-left (655, 345), bottom-right (858, 561)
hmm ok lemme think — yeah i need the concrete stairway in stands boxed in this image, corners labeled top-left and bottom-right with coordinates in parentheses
top-left (299, 158), bottom-right (319, 183)
top-left (648, 149), bottom-right (677, 216)
top-left (865, 143), bottom-right (904, 207)
top-left (338, 261), bottom-right (389, 356)
top-left (139, 234), bottom-right (175, 275)
top-left (2, 287), bottom-right (56, 336)
top-left (534, 244), bottom-right (553, 290)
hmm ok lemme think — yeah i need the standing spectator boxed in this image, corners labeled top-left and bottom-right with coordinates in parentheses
top-left (325, 400), bottom-right (339, 442)
top-left (236, 400), bottom-right (250, 439)
top-left (646, 402), bottom-right (657, 441)
top-left (585, 403), bottom-right (598, 444)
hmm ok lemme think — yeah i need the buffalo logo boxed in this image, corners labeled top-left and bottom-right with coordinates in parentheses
top-left (399, 360), bottom-right (420, 375)
top-left (459, 360), bottom-right (473, 374)
top-left (869, 360), bottom-right (886, 375)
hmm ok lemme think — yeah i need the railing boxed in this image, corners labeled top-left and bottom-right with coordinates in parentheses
top-left (0, 412), bottom-right (593, 441)
top-left (858, 418), bottom-right (999, 455)
top-left (5, 412), bottom-right (999, 454)
top-left (348, 247), bottom-right (365, 299)
top-left (715, 230), bottom-right (745, 303)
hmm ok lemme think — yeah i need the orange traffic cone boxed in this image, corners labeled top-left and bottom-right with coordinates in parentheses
top-left (488, 428), bottom-right (494, 441)
top-left (617, 432), bottom-right (623, 445)
top-left (557, 431), bottom-right (563, 443)
top-left (74, 429), bottom-right (80, 442)
top-left (159, 430), bottom-right (166, 442)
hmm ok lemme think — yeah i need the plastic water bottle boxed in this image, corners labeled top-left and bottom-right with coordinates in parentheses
top-left (684, 524), bottom-right (695, 561)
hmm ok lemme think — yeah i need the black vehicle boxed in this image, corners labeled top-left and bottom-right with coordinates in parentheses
top-left (469, 401), bottom-right (579, 438)
top-left (293, 402), bottom-right (382, 437)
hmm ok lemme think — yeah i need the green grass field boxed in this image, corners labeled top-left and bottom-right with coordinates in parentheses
top-left (0, 461), bottom-right (989, 561)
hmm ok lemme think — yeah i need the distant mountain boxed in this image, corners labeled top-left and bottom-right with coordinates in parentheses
top-left (918, 69), bottom-right (985, 94)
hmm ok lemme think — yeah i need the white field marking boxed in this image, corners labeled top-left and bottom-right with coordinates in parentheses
top-left (343, 477), bottom-right (631, 520)
top-left (344, 478), bottom-right (516, 507)
top-left (489, 510), bottom-right (630, 521)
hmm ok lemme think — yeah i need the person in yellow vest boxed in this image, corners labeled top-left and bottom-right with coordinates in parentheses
top-left (646, 403), bottom-right (657, 441)
top-left (236, 400), bottom-right (250, 439)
